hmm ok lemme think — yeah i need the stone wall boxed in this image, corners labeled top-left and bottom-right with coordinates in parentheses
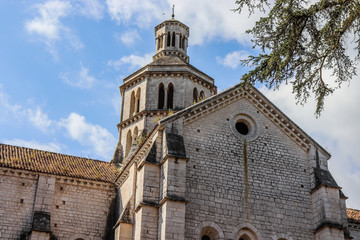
top-left (145, 75), bottom-right (213, 111)
top-left (122, 79), bottom-right (147, 121)
top-left (0, 168), bottom-right (116, 240)
top-left (0, 169), bottom-right (37, 239)
top-left (350, 224), bottom-right (360, 240)
top-left (182, 97), bottom-right (317, 239)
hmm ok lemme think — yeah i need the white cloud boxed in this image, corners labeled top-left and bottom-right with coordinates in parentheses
top-left (60, 65), bottom-right (97, 89)
top-left (27, 107), bottom-right (53, 132)
top-left (59, 113), bottom-right (116, 159)
top-left (2, 139), bottom-right (61, 153)
top-left (25, 1), bottom-right (71, 40)
top-left (0, 85), bottom-right (54, 132)
top-left (108, 53), bottom-right (153, 69)
top-left (25, 0), bottom-right (107, 57)
top-left (261, 71), bottom-right (360, 209)
top-left (0, 86), bottom-right (116, 160)
top-left (0, 84), bottom-right (22, 120)
top-left (76, 0), bottom-right (104, 20)
top-left (106, 0), bottom-right (167, 27)
top-left (105, 0), bottom-right (264, 45)
top-left (216, 50), bottom-right (250, 69)
top-left (115, 29), bottom-right (140, 46)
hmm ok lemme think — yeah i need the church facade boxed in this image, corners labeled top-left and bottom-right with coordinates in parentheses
top-left (1, 17), bottom-right (360, 240)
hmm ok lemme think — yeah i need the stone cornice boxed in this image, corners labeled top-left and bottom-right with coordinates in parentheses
top-left (153, 50), bottom-right (189, 63)
top-left (120, 70), bottom-right (216, 93)
top-left (117, 110), bottom-right (170, 129)
top-left (155, 20), bottom-right (189, 34)
top-left (160, 84), bottom-right (330, 158)
top-left (314, 221), bottom-right (344, 233)
top-left (0, 167), bottom-right (115, 190)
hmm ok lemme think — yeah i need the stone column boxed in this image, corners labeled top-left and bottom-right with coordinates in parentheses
top-left (158, 156), bottom-right (187, 240)
top-left (134, 162), bottom-right (160, 240)
top-left (30, 175), bottom-right (56, 240)
top-left (164, 88), bottom-right (168, 110)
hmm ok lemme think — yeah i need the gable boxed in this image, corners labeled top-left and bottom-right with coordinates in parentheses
top-left (161, 84), bottom-right (330, 159)
top-left (181, 95), bottom-right (315, 236)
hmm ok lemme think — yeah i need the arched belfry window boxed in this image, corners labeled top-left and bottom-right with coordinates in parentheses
top-left (200, 91), bottom-right (205, 101)
top-left (172, 32), bottom-right (175, 47)
top-left (167, 83), bottom-right (174, 109)
top-left (193, 88), bottom-right (198, 103)
top-left (167, 32), bottom-right (171, 46)
top-left (157, 37), bottom-right (160, 50)
top-left (182, 37), bottom-right (186, 49)
top-left (158, 83), bottom-right (165, 109)
top-left (179, 34), bottom-right (182, 49)
top-left (129, 91), bottom-right (135, 117)
top-left (133, 127), bottom-right (138, 143)
top-left (125, 130), bottom-right (132, 157)
top-left (135, 88), bottom-right (141, 113)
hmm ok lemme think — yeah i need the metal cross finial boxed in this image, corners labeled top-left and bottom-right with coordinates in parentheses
top-left (171, 4), bottom-right (175, 19)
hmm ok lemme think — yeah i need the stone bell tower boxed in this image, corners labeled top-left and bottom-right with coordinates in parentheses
top-left (112, 14), bottom-right (217, 164)
top-left (153, 12), bottom-right (189, 63)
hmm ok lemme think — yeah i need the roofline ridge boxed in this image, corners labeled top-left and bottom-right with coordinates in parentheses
top-left (158, 83), bottom-right (331, 159)
top-left (0, 143), bottom-right (109, 163)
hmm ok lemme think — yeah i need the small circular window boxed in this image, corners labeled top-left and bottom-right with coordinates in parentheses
top-left (229, 111), bottom-right (259, 141)
top-left (235, 121), bottom-right (249, 135)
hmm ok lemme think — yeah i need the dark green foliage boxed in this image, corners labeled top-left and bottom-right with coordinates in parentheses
top-left (234, 0), bottom-right (360, 116)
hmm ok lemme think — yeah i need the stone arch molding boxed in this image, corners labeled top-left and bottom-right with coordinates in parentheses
top-left (69, 234), bottom-right (91, 240)
top-left (271, 233), bottom-right (294, 240)
top-left (231, 222), bottom-right (263, 240)
top-left (229, 110), bottom-right (260, 142)
top-left (195, 221), bottom-right (225, 240)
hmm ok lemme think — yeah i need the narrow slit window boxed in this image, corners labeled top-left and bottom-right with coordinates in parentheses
top-left (167, 83), bottom-right (174, 109)
top-left (158, 83), bottom-right (165, 109)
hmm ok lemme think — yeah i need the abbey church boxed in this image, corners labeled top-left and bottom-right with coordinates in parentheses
top-left (1, 17), bottom-right (360, 240)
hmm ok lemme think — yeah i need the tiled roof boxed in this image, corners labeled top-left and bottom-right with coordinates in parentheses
top-left (348, 208), bottom-right (360, 224)
top-left (0, 143), bottom-right (119, 183)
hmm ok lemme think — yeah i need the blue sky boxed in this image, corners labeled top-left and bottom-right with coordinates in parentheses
top-left (1, 0), bottom-right (359, 209)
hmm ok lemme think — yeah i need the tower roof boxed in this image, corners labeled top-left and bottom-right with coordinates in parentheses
top-left (153, 17), bottom-right (190, 63)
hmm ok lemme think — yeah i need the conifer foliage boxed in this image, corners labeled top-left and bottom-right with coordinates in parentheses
top-left (235, 0), bottom-right (360, 115)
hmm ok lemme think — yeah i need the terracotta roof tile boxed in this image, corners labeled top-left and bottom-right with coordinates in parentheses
top-left (0, 143), bottom-right (119, 183)
top-left (347, 208), bottom-right (360, 224)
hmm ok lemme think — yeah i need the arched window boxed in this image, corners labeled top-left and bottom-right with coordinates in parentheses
top-left (239, 236), bottom-right (251, 240)
top-left (160, 35), bottom-right (163, 48)
top-left (202, 236), bottom-right (210, 240)
top-left (125, 130), bottom-right (132, 157)
top-left (234, 226), bottom-right (259, 240)
top-left (179, 34), bottom-right (182, 49)
top-left (199, 91), bottom-right (205, 101)
top-left (172, 32), bottom-right (175, 47)
top-left (158, 83), bottom-right (165, 109)
top-left (157, 37), bottom-right (160, 50)
top-left (182, 37), bottom-right (186, 49)
top-left (129, 91), bottom-right (135, 117)
top-left (136, 88), bottom-right (141, 113)
top-left (167, 32), bottom-right (171, 46)
top-left (167, 83), bottom-right (174, 109)
top-left (193, 88), bottom-right (198, 103)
